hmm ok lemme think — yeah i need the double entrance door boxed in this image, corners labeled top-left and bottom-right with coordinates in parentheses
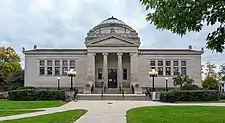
top-left (108, 69), bottom-right (117, 88)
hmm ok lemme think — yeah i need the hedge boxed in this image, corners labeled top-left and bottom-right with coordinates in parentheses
top-left (160, 90), bottom-right (219, 103)
top-left (8, 89), bottom-right (66, 101)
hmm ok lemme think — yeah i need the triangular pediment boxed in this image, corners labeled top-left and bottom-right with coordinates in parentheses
top-left (86, 35), bottom-right (139, 47)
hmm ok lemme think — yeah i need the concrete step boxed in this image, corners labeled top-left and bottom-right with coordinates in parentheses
top-left (77, 94), bottom-right (150, 101)
top-left (92, 88), bottom-right (132, 94)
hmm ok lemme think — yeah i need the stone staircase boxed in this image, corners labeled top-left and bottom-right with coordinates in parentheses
top-left (92, 88), bottom-right (132, 94)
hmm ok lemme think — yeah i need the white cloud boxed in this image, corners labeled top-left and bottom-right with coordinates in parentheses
top-left (0, 0), bottom-right (224, 68)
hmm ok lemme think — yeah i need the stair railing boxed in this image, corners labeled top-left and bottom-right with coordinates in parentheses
top-left (131, 84), bottom-right (135, 94)
top-left (91, 83), bottom-right (94, 94)
top-left (119, 84), bottom-right (124, 99)
top-left (146, 88), bottom-right (152, 100)
top-left (101, 83), bottom-right (106, 99)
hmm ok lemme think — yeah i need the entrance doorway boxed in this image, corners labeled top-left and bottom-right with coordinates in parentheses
top-left (108, 69), bottom-right (117, 88)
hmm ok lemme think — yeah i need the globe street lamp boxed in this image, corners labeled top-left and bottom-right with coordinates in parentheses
top-left (149, 69), bottom-right (158, 92)
top-left (165, 77), bottom-right (168, 91)
top-left (67, 68), bottom-right (77, 91)
top-left (57, 77), bottom-right (60, 90)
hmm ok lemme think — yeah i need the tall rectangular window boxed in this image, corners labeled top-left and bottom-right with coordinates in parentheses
top-left (181, 61), bottom-right (186, 66)
top-left (173, 61), bottom-right (178, 66)
top-left (40, 60), bottom-right (45, 66)
top-left (158, 60), bottom-right (163, 66)
top-left (47, 67), bottom-right (52, 75)
top-left (63, 60), bottom-right (68, 66)
top-left (166, 61), bottom-right (171, 66)
top-left (166, 67), bottom-right (171, 75)
top-left (62, 67), bottom-right (68, 76)
top-left (98, 69), bottom-right (102, 79)
top-left (181, 67), bottom-right (187, 75)
top-left (55, 60), bottom-right (60, 66)
top-left (47, 60), bottom-right (52, 66)
top-left (55, 67), bottom-right (60, 75)
top-left (150, 61), bottom-right (155, 66)
top-left (123, 69), bottom-right (127, 80)
top-left (39, 67), bottom-right (45, 75)
top-left (158, 67), bottom-right (163, 76)
top-left (70, 60), bottom-right (75, 66)
top-left (173, 67), bottom-right (179, 75)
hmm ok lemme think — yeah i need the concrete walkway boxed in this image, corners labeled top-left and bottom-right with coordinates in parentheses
top-left (1, 101), bottom-right (225, 123)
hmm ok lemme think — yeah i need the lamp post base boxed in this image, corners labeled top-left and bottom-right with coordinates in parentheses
top-left (152, 92), bottom-right (156, 101)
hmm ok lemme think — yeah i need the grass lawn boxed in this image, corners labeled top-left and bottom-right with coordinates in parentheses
top-left (0, 100), bottom-right (66, 117)
top-left (176, 100), bottom-right (225, 103)
top-left (127, 106), bottom-right (225, 123)
top-left (2, 109), bottom-right (87, 123)
top-left (0, 110), bottom-right (43, 117)
top-left (0, 100), bottom-right (66, 109)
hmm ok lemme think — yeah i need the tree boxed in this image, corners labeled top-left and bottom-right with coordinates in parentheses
top-left (0, 73), bottom-right (7, 91)
top-left (0, 47), bottom-right (22, 79)
top-left (173, 74), bottom-right (194, 88)
top-left (140, 0), bottom-right (225, 53)
top-left (203, 61), bottom-right (218, 78)
top-left (8, 70), bottom-right (24, 90)
top-left (202, 76), bottom-right (219, 90)
top-left (218, 63), bottom-right (225, 81)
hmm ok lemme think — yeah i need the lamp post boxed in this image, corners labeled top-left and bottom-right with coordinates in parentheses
top-left (57, 77), bottom-right (60, 90)
top-left (67, 68), bottom-right (77, 91)
top-left (149, 69), bottom-right (158, 92)
top-left (165, 77), bottom-right (168, 91)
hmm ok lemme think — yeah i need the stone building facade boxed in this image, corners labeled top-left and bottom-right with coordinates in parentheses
top-left (23, 17), bottom-right (203, 93)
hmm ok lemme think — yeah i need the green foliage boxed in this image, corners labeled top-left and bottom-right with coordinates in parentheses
top-left (0, 72), bottom-right (7, 91)
top-left (160, 90), bottom-right (219, 103)
top-left (182, 84), bottom-right (202, 90)
top-left (8, 70), bottom-right (24, 90)
top-left (173, 74), bottom-right (194, 88)
top-left (218, 63), bottom-right (225, 81)
top-left (8, 89), bottom-right (66, 101)
top-left (140, 0), bottom-right (225, 53)
top-left (202, 76), bottom-right (219, 90)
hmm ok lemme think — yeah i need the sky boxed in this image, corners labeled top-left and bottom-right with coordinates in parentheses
top-left (0, 0), bottom-right (224, 70)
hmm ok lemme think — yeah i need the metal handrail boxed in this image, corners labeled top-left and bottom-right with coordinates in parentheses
top-left (101, 83), bottom-right (106, 99)
top-left (119, 84), bottom-right (124, 99)
top-left (91, 84), bottom-right (94, 94)
top-left (146, 88), bottom-right (152, 100)
top-left (131, 84), bottom-right (134, 94)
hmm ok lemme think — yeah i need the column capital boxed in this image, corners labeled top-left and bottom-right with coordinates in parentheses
top-left (117, 52), bottom-right (123, 56)
top-left (102, 52), bottom-right (108, 56)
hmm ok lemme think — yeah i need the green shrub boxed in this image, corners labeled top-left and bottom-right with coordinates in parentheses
top-left (8, 89), bottom-right (65, 101)
top-left (160, 90), bottom-right (219, 103)
top-left (0, 92), bottom-right (8, 99)
top-left (182, 84), bottom-right (202, 90)
top-left (220, 93), bottom-right (225, 100)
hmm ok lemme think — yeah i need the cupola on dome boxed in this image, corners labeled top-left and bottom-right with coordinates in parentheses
top-left (86, 16), bottom-right (138, 38)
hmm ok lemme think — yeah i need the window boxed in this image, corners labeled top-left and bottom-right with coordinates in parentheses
top-left (62, 67), bottom-right (68, 76)
top-left (40, 60), bottom-right (45, 66)
top-left (166, 67), bottom-right (171, 75)
top-left (40, 67), bottom-right (45, 75)
top-left (158, 67), bottom-right (163, 76)
top-left (166, 61), bottom-right (171, 66)
top-left (55, 67), bottom-right (60, 75)
top-left (158, 61), bottom-right (163, 66)
top-left (55, 60), bottom-right (60, 66)
top-left (150, 67), bottom-right (155, 70)
top-left (150, 61), bottom-right (155, 66)
top-left (70, 60), bottom-right (75, 66)
top-left (47, 67), bottom-right (52, 75)
top-left (173, 67), bottom-right (179, 75)
top-left (181, 61), bottom-right (186, 66)
top-left (47, 60), bottom-right (52, 66)
top-left (123, 69), bottom-right (127, 80)
top-left (98, 69), bottom-right (102, 79)
top-left (173, 61), bottom-right (178, 66)
top-left (63, 60), bottom-right (68, 66)
top-left (181, 67), bottom-right (187, 75)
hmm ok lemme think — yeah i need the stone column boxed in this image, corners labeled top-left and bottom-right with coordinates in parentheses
top-left (86, 53), bottom-right (95, 83)
top-left (117, 53), bottom-right (123, 87)
top-left (130, 53), bottom-right (138, 84)
top-left (102, 53), bottom-right (108, 87)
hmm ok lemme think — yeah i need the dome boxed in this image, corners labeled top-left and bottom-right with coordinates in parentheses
top-left (87, 16), bottom-right (138, 38)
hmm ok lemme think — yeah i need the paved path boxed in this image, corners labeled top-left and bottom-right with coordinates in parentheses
top-left (1, 101), bottom-right (225, 123)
